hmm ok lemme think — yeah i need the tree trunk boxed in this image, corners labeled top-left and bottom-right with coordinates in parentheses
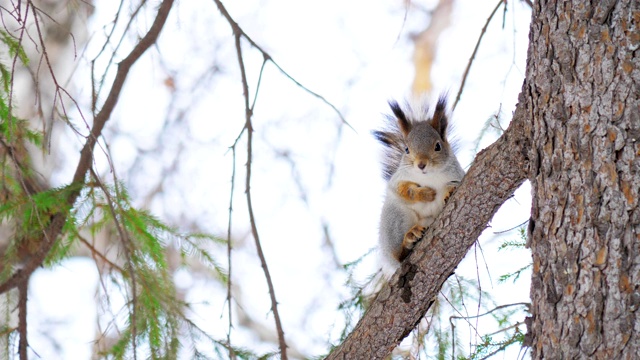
top-left (527, 0), bottom-right (640, 358)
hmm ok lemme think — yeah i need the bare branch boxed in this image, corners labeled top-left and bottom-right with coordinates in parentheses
top-left (327, 88), bottom-right (531, 359)
top-left (230, 17), bottom-right (289, 360)
top-left (212, 0), bottom-right (352, 131)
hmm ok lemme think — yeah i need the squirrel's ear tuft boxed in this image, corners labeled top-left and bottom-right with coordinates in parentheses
top-left (389, 100), bottom-right (412, 137)
top-left (431, 96), bottom-right (448, 139)
top-left (372, 130), bottom-right (393, 147)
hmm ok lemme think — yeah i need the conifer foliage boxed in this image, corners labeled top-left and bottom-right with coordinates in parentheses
top-left (0, 1), bottom-right (232, 358)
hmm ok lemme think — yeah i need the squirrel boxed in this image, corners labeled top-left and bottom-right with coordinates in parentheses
top-left (373, 96), bottom-right (465, 268)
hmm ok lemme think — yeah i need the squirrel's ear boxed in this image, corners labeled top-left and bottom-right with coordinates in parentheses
top-left (372, 130), bottom-right (394, 147)
top-left (431, 97), bottom-right (448, 139)
top-left (389, 100), bottom-right (412, 137)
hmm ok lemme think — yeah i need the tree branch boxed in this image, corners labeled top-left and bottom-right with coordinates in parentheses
top-left (0, 0), bottom-right (175, 295)
top-left (226, 137), bottom-right (238, 360)
top-left (212, 0), bottom-right (351, 130)
top-left (327, 89), bottom-right (531, 359)
top-left (230, 16), bottom-right (289, 360)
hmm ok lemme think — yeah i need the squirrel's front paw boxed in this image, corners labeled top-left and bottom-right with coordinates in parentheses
top-left (397, 181), bottom-right (436, 202)
top-left (402, 225), bottom-right (426, 250)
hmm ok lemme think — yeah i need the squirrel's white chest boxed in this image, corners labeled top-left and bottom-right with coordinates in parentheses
top-left (389, 167), bottom-right (453, 224)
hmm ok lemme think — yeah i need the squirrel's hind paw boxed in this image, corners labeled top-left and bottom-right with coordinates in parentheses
top-left (443, 182), bottom-right (460, 203)
top-left (395, 225), bottom-right (426, 262)
top-left (402, 225), bottom-right (426, 250)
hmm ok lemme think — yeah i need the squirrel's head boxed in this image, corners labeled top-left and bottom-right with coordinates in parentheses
top-left (390, 98), bottom-right (453, 173)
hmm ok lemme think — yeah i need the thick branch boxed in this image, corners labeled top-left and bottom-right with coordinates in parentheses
top-left (327, 90), bottom-right (531, 359)
top-left (0, 0), bottom-right (175, 295)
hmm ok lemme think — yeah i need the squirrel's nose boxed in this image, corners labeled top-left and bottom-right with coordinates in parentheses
top-left (418, 162), bottom-right (426, 170)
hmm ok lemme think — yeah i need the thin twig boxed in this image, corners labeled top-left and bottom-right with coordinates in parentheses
top-left (226, 141), bottom-right (237, 360)
top-left (230, 21), bottom-right (289, 360)
top-left (92, 0), bottom-right (148, 112)
top-left (452, 0), bottom-right (505, 111)
top-left (78, 234), bottom-right (126, 273)
top-left (452, 275), bottom-right (471, 359)
top-left (28, 0), bottom-right (76, 150)
top-left (473, 244), bottom-right (483, 351)
top-left (493, 219), bottom-right (529, 234)
top-left (485, 320), bottom-right (525, 338)
top-left (250, 56), bottom-right (268, 112)
top-left (5, 1), bottom-right (34, 189)
top-left (440, 291), bottom-right (480, 336)
top-left (450, 302), bottom-right (530, 322)
top-left (212, 0), bottom-right (352, 131)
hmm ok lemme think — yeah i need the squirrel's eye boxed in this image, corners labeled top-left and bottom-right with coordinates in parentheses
top-left (404, 147), bottom-right (410, 154)
top-left (435, 142), bottom-right (442, 151)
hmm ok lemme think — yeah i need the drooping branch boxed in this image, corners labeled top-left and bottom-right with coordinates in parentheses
top-left (212, 0), bottom-right (351, 130)
top-left (327, 88), bottom-right (531, 359)
top-left (0, 0), bottom-right (176, 295)
top-left (227, 8), bottom-right (289, 360)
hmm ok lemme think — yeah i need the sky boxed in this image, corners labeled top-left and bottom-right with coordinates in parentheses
top-left (23, 0), bottom-right (534, 358)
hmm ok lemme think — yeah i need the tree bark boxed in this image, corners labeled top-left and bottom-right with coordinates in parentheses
top-left (527, 0), bottom-right (640, 358)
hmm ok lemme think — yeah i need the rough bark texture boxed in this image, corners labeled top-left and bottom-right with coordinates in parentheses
top-left (527, 0), bottom-right (640, 358)
top-left (327, 89), bottom-right (531, 359)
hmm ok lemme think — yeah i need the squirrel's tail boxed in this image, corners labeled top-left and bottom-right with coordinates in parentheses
top-left (372, 114), bottom-right (404, 181)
